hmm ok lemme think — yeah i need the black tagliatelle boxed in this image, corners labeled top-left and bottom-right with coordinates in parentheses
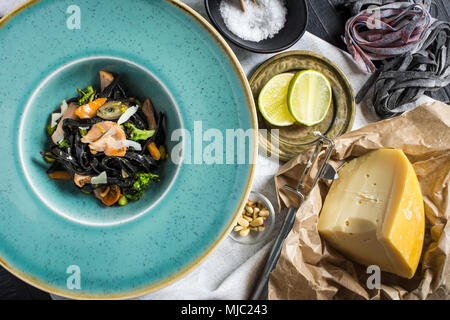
top-left (342, 0), bottom-right (450, 119)
top-left (42, 71), bottom-right (168, 206)
top-left (356, 20), bottom-right (450, 118)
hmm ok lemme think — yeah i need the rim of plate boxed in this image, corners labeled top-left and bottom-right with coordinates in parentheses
top-left (0, 0), bottom-right (257, 300)
top-left (19, 55), bottom-right (185, 227)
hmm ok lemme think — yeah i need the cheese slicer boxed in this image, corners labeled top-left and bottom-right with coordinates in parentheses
top-left (249, 132), bottom-right (337, 300)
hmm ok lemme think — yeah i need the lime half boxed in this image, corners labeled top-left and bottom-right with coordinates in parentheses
top-left (288, 70), bottom-right (332, 126)
top-left (258, 73), bottom-right (296, 127)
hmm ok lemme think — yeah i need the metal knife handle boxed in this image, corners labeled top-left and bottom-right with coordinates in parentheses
top-left (249, 207), bottom-right (297, 300)
top-left (249, 134), bottom-right (336, 300)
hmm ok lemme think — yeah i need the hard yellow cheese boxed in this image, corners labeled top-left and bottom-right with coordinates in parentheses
top-left (318, 149), bottom-right (425, 279)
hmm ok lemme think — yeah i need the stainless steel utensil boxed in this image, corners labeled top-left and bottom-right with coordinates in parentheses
top-left (249, 132), bottom-right (337, 300)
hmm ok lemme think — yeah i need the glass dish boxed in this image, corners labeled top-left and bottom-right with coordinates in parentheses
top-left (229, 191), bottom-right (276, 245)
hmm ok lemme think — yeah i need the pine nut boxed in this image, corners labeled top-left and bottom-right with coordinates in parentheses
top-left (239, 228), bottom-right (250, 237)
top-left (237, 218), bottom-right (249, 227)
top-left (234, 196), bottom-right (270, 236)
top-left (250, 217), bottom-right (264, 227)
top-left (259, 209), bottom-right (269, 217)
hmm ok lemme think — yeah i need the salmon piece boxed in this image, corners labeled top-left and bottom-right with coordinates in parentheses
top-left (75, 98), bottom-right (107, 119)
top-left (142, 98), bottom-right (157, 130)
top-left (81, 121), bottom-right (116, 143)
top-left (51, 102), bottom-right (78, 144)
top-left (99, 71), bottom-right (114, 92)
top-left (87, 123), bottom-right (127, 157)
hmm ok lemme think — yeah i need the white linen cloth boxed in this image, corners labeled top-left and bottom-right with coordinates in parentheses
top-left (1, 0), bottom-right (433, 300)
top-left (0, 0), bottom-right (27, 17)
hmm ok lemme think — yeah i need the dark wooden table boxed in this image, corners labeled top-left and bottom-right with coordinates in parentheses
top-left (0, 0), bottom-right (449, 300)
top-left (306, 0), bottom-right (450, 103)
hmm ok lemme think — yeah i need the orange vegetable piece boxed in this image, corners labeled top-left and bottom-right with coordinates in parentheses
top-left (148, 142), bottom-right (161, 160)
top-left (100, 185), bottom-right (121, 206)
top-left (75, 98), bottom-right (107, 119)
top-left (48, 171), bottom-right (72, 180)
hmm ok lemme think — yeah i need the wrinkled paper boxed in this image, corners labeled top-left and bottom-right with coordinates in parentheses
top-left (269, 101), bottom-right (450, 300)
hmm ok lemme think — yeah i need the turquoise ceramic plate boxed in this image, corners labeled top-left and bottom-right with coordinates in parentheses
top-left (0, 0), bottom-right (256, 298)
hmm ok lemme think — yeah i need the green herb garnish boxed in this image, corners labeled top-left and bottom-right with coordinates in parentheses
top-left (125, 172), bottom-right (159, 201)
top-left (58, 139), bottom-right (70, 149)
top-left (79, 128), bottom-right (88, 136)
top-left (77, 85), bottom-right (95, 105)
top-left (46, 123), bottom-right (56, 136)
top-left (123, 123), bottom-right (155, 141)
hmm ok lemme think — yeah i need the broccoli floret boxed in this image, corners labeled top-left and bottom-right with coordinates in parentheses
top-left (79, 128), bottom-right (88, 136)
top-left (77, 86), bottom-right (95, 105)
top-left (125, 172), bottom-right (159, 201)
top-left (123, 123), bottom-right (155, 141)
top-left (46, 123), bottom-right (56, 136)
top-left (58, 139), bottom-right (70, 149)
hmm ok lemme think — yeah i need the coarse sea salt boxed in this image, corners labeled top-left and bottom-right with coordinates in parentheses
top-left (219, 0), bottom-right (287, 43)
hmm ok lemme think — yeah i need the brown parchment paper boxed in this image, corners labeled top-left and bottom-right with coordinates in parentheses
top-left (269, 101), bottom-right (450, 300)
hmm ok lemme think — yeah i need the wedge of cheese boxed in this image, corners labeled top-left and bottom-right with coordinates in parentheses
top-left (318, 149), bottom-right (425, 279)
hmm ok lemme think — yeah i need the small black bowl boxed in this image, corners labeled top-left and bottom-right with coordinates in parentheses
top-left (205, 0), bottom-right (308, 54)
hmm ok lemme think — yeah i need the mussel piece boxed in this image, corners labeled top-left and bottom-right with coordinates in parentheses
top-left (96, 101), bottom-right (127, 120)
top-left (93, 185), bottom-right (109, 200)
top-left (74, 173), bottom-right (92, 188)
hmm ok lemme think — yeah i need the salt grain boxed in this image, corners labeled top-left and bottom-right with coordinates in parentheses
top-left (219, 0), bottom-right (287, 43)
